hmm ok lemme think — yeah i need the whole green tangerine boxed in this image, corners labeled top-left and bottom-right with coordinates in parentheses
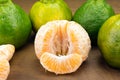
top-left (30, 0), bottom-right (72, 32)
top-left (0, 0), bottom-right (32, 48)
top-left (98, 14), bottom-right (120, 68)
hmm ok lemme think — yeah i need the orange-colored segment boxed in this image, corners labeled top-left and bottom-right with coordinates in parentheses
top-left (0, 59), bottom-right (9, 80)
top-left (36, 25), bottom-right (56, 58)
top-left (41, 29), bottom-right (53, 53)
top-left (69, 31), bottom-right (81, 54)
top-left (40, 52), bottom-right (82, 74)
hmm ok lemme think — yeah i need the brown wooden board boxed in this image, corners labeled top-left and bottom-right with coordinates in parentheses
top-left (7, 0), bottom-right (120, 80)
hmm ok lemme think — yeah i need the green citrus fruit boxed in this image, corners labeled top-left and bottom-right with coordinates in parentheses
top-left (0, 0), bottom-right (32, 48)
top-left (73, 0), bottom-right (115, 45)
top-left (98, 14), bottom-right (120, 68)
top-left (30, 0), bottom-right (72, 32)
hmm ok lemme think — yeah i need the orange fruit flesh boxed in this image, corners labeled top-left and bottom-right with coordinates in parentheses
top-left (35, 20), bottom-right (91, 74)
top-left (40, 52), bottom-right (82, 74)
top-left (0, 59), bottom-right (10, 80)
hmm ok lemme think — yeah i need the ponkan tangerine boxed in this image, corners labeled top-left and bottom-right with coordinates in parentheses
top-left (0, 0), bottom-right (32, 49)
top-left (30, 0), bottom-right (72, 32)
top-left (34, 20), bottom-right (91, 74)
top-left (73, 0), bottom-right (115, 45)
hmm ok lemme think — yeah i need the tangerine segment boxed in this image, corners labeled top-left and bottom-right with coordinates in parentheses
top-left (0, 44), bottom-right (15, 61)
top-left (67, 21), bottom-right (91, 60)
top-left (40, 52), bottom-right (82, 74)
top-left (0, 59), bottom-right (10, 80)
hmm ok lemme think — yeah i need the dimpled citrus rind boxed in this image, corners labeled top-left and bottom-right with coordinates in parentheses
top-left (98, 14), bottom-right (120, 68)
top-left (30, 0), bottom-right (72, 32)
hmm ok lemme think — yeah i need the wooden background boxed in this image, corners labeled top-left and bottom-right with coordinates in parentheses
top-left (7, 0), bottom-right (120, 80)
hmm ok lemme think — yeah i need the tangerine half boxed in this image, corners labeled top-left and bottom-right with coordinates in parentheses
top-left (34, 20), bottom-right (91, 74)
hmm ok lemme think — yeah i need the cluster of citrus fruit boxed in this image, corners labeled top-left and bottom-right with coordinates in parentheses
top-left (73, 0), bottom-right (120, 69)
top-left (31, 0), bottom-right (91, 74)
top-left (31, 0), bottom-right (120, 74)
top-left (0, 0), bottom-right (120, 77)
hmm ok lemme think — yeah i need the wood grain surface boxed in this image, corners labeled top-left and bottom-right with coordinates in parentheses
top-left (7, 0), bottom-right (120, 80)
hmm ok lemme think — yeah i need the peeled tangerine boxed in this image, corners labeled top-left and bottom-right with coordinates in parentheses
top-left (0, 44), bottom-right (15, 80)
top-left (35, 20), bottom-right (91, 74)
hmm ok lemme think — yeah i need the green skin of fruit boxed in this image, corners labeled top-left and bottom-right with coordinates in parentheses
top-left (0, 0), bottom-right (32, 48)
top-left (98, 14), bottom-right (120, 68)
top-left (73, 0), bottom-right (115, 45)
top-left (30, 0), bottom-right (72, 32)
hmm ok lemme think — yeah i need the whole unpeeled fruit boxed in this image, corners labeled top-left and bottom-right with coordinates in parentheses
top-left (0, 0), bottom-right (32, 48)
top-left (30, 0), bottom-right (72, 32)
top-left (73, 0), bottom-right (115, 45)
top-left (98, 14), bottom-right (120, 68)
